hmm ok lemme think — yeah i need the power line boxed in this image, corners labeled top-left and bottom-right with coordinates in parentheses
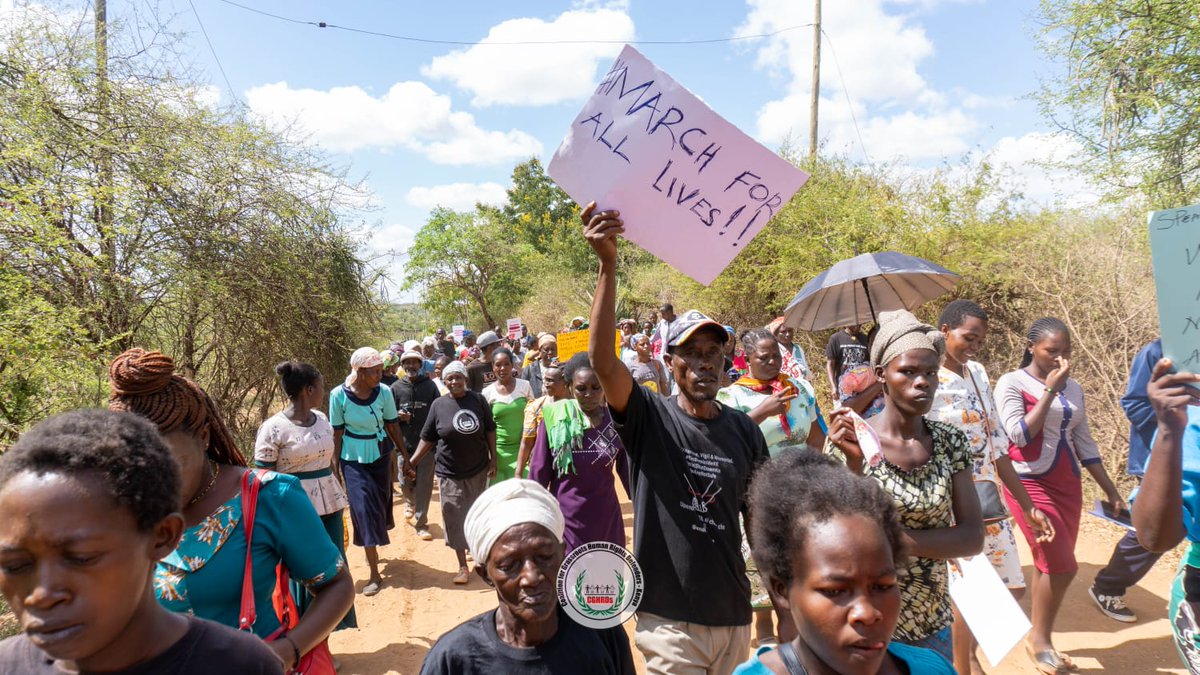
top-left (188, 0), bottom-right (238, 103)
top-left (216, 0), bottom-right (812, 46)
top-left (821, 28), bottom-right (870, 164)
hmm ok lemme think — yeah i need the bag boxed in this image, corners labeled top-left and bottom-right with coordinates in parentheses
top-left (965, 367), bottom-right (1010, 524)
top-left (974, 478), bottom-right (1009, 524)
top-left (239, 470), bottom-right (337, 675)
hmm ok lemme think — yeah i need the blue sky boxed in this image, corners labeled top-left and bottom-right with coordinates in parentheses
top-left (15, 0), bottom-right (1093, 296)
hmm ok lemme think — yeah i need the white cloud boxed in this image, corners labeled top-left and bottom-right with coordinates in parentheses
top-left (986, 132), bottom-right (1101, 208)
top-left (245, 81), bottom-right (543, 165)
top-left (405, 182), bottom-right (509, 212)
top-left (422, 6), bottom-right (634, 107)
top-left (736, 0), bottom-right (986, 164)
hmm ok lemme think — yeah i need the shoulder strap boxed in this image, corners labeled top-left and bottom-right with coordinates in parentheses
top-left (237, 469), bottom-right (263, 632)
top-left (964, 366), bottom-right (997, 464)
top-left (777, 642), bottom-right (810, 675)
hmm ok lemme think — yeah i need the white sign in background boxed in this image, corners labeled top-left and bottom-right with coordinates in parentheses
top-left (549, 45), bottom-right (810, 285)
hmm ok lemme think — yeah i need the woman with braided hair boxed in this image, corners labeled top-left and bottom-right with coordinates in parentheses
top-left (994, 318), bottom-right (1124, 674)
top-left (108, 348), bottom-right (354, 672)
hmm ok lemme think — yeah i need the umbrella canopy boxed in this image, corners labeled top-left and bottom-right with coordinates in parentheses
top-left (783, 251), bottom-right (960, 331)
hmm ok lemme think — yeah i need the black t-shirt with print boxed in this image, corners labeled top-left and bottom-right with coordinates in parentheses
top-left (466, 360), bottom-right (498, 393)
top-left (825, 330), bottom-right (870, 376)
top-left (0, 616), bottom-right (282, 674)
top-left (420, 607), bottom-right (635, 675)
top-left (611, 384), bottom-right (769, 626)
top-left (420, 391), bottom-right (496, 479)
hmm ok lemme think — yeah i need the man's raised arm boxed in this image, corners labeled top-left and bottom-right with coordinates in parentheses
top-left (582, 201), bottom-right (634, 414)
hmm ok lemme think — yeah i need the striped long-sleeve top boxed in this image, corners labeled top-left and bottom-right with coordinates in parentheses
top-left (993, 368), bottom-right (1102, 477)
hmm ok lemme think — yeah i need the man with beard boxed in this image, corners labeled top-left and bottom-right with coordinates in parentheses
top-left (580, 202), bottom-right (769, 675)
top-left (392, 350), bottom-right (442, 541)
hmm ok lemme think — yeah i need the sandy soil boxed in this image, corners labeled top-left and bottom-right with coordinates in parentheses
top-left (329, 485), bottom-right (1187, 675)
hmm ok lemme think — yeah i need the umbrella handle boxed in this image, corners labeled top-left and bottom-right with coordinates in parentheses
top-left (860, 278), bottom-right (876, 324)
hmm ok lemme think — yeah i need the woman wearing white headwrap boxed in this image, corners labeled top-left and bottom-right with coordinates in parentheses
top-left (330, 347), bottom-right (408, 597)
top-left (824, 310), bottom-right (984, 661)
top-left (420, 480), bottom-right (635, 674)
top-left (410, 361), bottom-right (498, 585)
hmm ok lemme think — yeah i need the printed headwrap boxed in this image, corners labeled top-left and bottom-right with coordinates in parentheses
top-left (345, 347), bottom-right (384, 387)
top-left (869, 309), bottom-right (945, 367)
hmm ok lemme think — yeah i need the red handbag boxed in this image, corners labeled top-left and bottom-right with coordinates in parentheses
top-left (239, 469), bottom-right (337, 675)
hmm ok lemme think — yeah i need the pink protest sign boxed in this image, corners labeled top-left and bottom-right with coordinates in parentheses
top-left (548, 45), bottom-right (810, 285)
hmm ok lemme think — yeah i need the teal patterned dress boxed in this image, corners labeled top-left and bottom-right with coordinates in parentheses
top-left (154, 471), bottom-right (345, 638)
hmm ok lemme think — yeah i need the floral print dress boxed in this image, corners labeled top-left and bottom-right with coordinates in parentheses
top-left (155, 471), bottom-right (345, 638)
top-left (926, 361), bottom-right (1025, 589)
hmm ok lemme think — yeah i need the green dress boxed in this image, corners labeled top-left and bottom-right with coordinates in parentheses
top-left (483, 378), bottom-right (532, 484)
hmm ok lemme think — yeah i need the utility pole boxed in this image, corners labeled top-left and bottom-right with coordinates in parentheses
top-left (809, 0), bottom-right (821, 159)
top-left (95, 0), bottom-right (111, 240)
top-left (95, 0), bottom-right (121, 344)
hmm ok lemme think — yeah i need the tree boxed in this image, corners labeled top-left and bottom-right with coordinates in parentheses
top-left (1037, 0), bottom-right (1200, 206)
top-left (0, 8), bottom-right (379, 443)
top-left (403, 207), bottom-right (539, 329)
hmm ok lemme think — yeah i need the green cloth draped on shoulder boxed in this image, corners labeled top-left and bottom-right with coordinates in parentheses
top-left (541, 398), bottom-right (592, 477)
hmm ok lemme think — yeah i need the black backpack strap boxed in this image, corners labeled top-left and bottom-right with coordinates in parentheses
top-left (777, 642), bottom-right (809, 675)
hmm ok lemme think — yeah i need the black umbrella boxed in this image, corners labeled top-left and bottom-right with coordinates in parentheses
top-left (783, 251), bottom-right (960, 331)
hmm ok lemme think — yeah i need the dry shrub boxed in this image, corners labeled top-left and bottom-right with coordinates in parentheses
top-left (979, 211), bottom-right (1156, 490)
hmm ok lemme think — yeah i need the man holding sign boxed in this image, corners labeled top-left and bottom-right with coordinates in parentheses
top-left (582, 202), bottom-right (769, 675)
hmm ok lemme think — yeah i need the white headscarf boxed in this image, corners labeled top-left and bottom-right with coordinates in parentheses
top-left (465, 479), bottom-right (565, 564)
top-left (345, 347), bottom-right (384, 387)
top-left (441, 360), bottom-right (468, 380)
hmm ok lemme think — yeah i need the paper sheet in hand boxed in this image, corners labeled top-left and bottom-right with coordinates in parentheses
top-left (844, 408), bottom-right (882, 467)
top-left (948, 555), bottom-right (1030, 667)
top-left (506, 318), bottom-right (522, 340)
top-left (1087, 499), bottom-right (1134, 531)
top-left (548, 45), bottom-right (809, 285)
top-left (1149, 204), bottom-right (1200, 375)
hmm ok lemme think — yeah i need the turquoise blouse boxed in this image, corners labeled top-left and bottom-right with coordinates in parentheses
top-left (154, 472), bottom-right (344, 638)
top-left (329, 383), bottom-right (399, 464)
top-left (734, 642), bottom-right (955, 674)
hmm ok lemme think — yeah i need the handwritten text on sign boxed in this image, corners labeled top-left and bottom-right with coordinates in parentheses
top-left (1149, 205), bottom-right (1200, 373)
top-left (548, 45), bottom-right (810, 285)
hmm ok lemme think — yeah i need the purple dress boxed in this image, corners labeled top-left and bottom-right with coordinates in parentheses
top-left (530, 409), bottom-right (631, 553)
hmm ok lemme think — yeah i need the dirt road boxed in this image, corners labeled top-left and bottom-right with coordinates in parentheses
top-left (329, 488), bottom-right (1187, 674)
